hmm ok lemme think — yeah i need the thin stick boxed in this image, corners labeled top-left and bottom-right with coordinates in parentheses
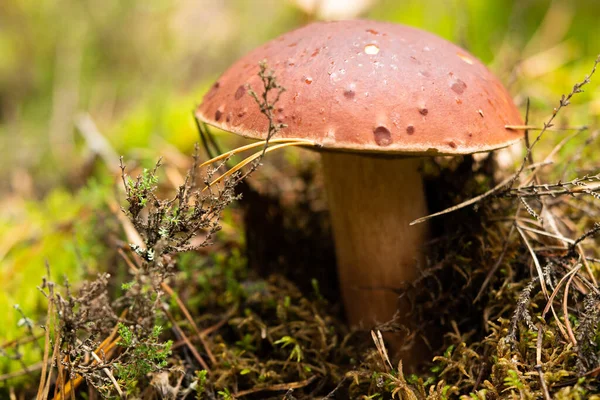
top-left (410, 161), bottom-right (552, 225)
top-left (570, 223), bottom-right (600, 251)
top-left (508, 182), bottom-right (600, 198)
top-left (1, 333), bottom-right (45, 351)
top-left (509, 55), bottom-right (599, 191)
top-left (0, 362), bottom-right (44, 382)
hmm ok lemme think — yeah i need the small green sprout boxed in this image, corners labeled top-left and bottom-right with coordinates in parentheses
top-left (195, 370), bottom-right (208, 399)
top-left (274, 336), bottom-right (303, 362)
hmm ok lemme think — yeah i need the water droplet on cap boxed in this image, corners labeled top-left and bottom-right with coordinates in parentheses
top-left (364, 44), bottom-right (380, 55)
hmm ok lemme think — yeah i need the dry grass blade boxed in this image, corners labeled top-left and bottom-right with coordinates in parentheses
top-left (505, 124), bottom-right (588, 131)
top-left (108, 198), bottom-right (145, 249)
top-left (160, 284), bottom-right (216, 365)
top-left (89, 351), bottom-right (124, 399)
top-left (162, 307), bottom-right (210, 372)
top-left (36, 279), bottom-right (54, 400)
top-left (234, 376), bottom-right (318, 397)
top-left (519, 225), bottom-right (574, 244)
top-left (199, 138), bottom-right (315, 168)
top-left (75, 113), bottom-right (120, 173)
top-left (543, 127), bottom-right (587, 164)
top-left (371, 330), bottom-right (393, 371)
top-left (578, 244), bottom-right (598, 288)
top-left (541, 263), bottom-right (582, 343)
top-left (202, 141), bottom-right (314, 190)
top-left (515, 224), bottom-right (573, 340)
top-left (516, 225), bottom-right (549, 299)
top-left (42, 325), bottom-right (61, 400)
top-left (535, 325), bottom-right (552, 400)
top-left (562, 268), bottom-right (579, 347)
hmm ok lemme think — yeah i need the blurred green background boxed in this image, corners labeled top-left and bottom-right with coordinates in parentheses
top-left (0, 0), bottom-right (598, 374)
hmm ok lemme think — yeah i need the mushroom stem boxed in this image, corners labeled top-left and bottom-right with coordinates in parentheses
top-left (321, 152), bottom-right (427, 341)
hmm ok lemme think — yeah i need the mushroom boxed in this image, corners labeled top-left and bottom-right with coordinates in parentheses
top-left (196, 20), bottom-right (523, 340)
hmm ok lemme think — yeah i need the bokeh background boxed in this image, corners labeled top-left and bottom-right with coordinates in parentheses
top-left (1, 0), bottom-right (598, 373)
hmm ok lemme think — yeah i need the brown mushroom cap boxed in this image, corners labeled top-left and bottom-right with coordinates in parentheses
top-left (196, 20), bottom-right (523, 155)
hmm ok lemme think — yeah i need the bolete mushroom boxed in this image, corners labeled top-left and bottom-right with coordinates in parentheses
top-left (196, 20), bottom-right (523, 337)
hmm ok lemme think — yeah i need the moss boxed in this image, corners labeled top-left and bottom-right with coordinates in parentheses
top-left (3, 57), bottom-right (600, 400)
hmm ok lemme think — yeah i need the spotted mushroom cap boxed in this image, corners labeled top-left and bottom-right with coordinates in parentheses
top-left (196, 20), bottom-right (523, 155)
